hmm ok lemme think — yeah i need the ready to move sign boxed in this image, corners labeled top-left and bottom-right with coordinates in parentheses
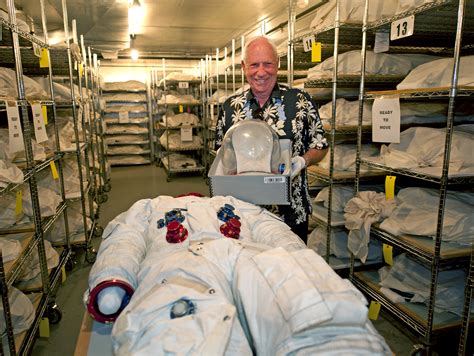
top-left (372, 97), bottom-right (401, 143)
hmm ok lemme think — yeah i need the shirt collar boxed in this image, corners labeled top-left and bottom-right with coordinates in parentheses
top-left (246, 83), bottom-right (281, 107)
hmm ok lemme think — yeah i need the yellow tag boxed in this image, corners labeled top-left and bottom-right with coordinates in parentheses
top-left (61, 265), bottom-right (67, 284)
top-left (79, 63), bottom-right (83, 77)
top-left (385, 175), bottom-right (396, 200)
top-left (39, 317), bottom-right (50, 337)
top-left (50, 161), bottom-right (59, 180)
top-left (39, 48), bottom-right (50, 68)
top-left (383, 244), bottom-right (394, 266)
top-left (42, 105), bottom-right (48, 125)
top-left (311, 42), bottom-right (322, 62)
top-left (15, 190), bottom-right (23, 215)
top-left (179, 105), bottom-right (184, 113)
top-left (368, 301), bottom-right (381, 320)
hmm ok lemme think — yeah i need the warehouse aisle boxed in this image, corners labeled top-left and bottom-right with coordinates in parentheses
top-left (32, 164), bottom-right (418, 355)
top-left (32, 165), bottom-right (209, 356)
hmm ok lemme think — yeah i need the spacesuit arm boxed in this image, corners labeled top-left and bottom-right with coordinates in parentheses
top-left (85, 199), bottom-right (152, 322)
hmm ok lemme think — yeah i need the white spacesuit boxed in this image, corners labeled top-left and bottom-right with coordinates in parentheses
top-left (85, 195), bottom-right (391, 355)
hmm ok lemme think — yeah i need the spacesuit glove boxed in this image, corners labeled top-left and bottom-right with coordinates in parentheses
top-left (291, 156), bottom-right (306, 179)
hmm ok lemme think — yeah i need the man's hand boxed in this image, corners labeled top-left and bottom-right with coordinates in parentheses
top-left (291, 156), bottom-right (306, 179)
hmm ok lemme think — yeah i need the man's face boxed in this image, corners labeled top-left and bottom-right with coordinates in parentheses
top-left (242, 39), bottom-right (278, 99)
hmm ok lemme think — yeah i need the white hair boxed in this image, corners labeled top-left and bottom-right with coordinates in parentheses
top-left (242, 36), bottom-right (278, 63)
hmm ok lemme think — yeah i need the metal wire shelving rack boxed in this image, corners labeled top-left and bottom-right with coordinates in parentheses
top-left (0, 0), bottom-right (75, 353)
top-left (151, 61), bottom-right (205, 182)
top-left (350, 0), bottom-right (474, 353)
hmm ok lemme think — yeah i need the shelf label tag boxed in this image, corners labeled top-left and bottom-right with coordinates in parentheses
top-left (385, 175), bottom-right (396, 200)
top-left (6, 101), bottom-right (25, 154)
top-left (181, 127), bottom-right (193, 142)
top-left (178, 81), bottom-right (189, 89)
top-left (33, 43), bottom-right (42, 57)
top-left (390, 15), bottom-right (415, 41)
top-left (42, 105), bottom-right (48, 125)
top-left (118, 111), bottom-right (129, 123)
top-left (383, 244), bottom-right (394, 266)
top-left (374, 31), bottom-right (390, 53)
top-left (15, 190), bottom-right (23, 215)
top-left (50, 161), bottom-right (59, 180)
top-left (302, 34), bottom-right (315, 52)
top-left (31, 103), bottom-right (48, 143)
top-left (61, 265), bottom-right (67, 283)
top-left (264, 176), bottom-right (285, 184)
top-left (39, 317), bottom-right (50, 337)
top-left (311, 42), bottom-right (322, 62)
top-left (368, 301), bottom-right (381, 320)
top-left (372, 97), bottom-right (400, 143)
top-left (39, 48), bottom-right (50, 68)
top-left (179, 104), bottom-right (184, 113)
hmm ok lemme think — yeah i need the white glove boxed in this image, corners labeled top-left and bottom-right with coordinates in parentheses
top-left (291, 156), bottom-right (306, 179)
top-left (97, 286), bottom-right (126, 315)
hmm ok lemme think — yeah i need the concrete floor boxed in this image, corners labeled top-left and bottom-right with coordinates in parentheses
top-left (31, 164), bottom-right (454, 355)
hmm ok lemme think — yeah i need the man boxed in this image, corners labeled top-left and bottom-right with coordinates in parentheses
top-left (215, 36), bottom-right (328, 243)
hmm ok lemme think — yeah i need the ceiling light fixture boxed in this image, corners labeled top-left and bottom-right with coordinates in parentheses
top-left (128, 0), bottom-right (144, 35)
top-left (296, 0), bottom-right (309, 8)
top-left (130, 34), bottom-right (139, 60)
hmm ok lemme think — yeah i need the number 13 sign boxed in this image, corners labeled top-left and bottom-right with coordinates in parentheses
top-left (390, 15), bottom-right (415, 41)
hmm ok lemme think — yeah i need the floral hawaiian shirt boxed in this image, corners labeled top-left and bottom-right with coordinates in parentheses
top-left (214, 83), bottom-right (328, 224)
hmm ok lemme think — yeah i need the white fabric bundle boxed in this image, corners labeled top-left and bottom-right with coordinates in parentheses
top-left (36, 156), bottom-right (84, 198)
top-left (0, 192), bottom-right (29, 229)
top-left (108, 145), bottom-right (149, 155)
top-left (397, 56), bottom-right (474, 89)
top-left (22, 186), bottom-right (62, 218)
top-left (0, 287), bottom-right (34, 335)
top-left (0, 129), bottom-right (46, 163)
top-left (159, 132), bottom-right (203, 150)
top-left (108, 155), bottom-right (150, 166)
top-left (33, 77), bottom-right (73, 102)
top-left (0, 10), bottom-right (30, 31)
top-left (344, 191), bottom-right (397, 262)
top-left (161, 112), bottom-right (199, 127)
top-left (164, 72), bottom-right (197, 82)
top-left (209, 89), bottom-right (233, 104)
top-left (375, 125), bottom-right (474, 177)
top-left (45, 200), bottom-right (91, 243)
top-left (105, 135), bottom-right (148, 144)
top-left (158, 94), bottom-right (199, 104)
top-left (18, 240), bottom-right (59, 282)
top-left (104, 104), bottom-right (147, 113)
top-left (307, 50), bottom-right (439, 79)
top-left (104, 93), bottom-right (146, 102)
top-left (0, 67), bottom-right (48, 99)
top-left (0, 160), bottom-right (23, 187)
top-left (106, 124), bottom-right (148, 135)
top-left (379, 254), bottom-right (471, 316)
top-left (318, 144), bottom-right (379, 171)
top-left (309, 0), bottom-right (399, 30)
top-left (0, 239), bottom-right (21, 263)
top-left (102, 80), bottom-right (145, 91)
top-left (319, 99), bottom-right (464, 128)
top-left (319, 98), bottom-right (371, 127)
top-left (315, 185), bottom-right (355, 212)
top-left (379, 187), bottom-right (474, 245)
top-left (164, 153), bottom-right (198, 170)
top-left (308, 226), bottom-right (383, 262)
